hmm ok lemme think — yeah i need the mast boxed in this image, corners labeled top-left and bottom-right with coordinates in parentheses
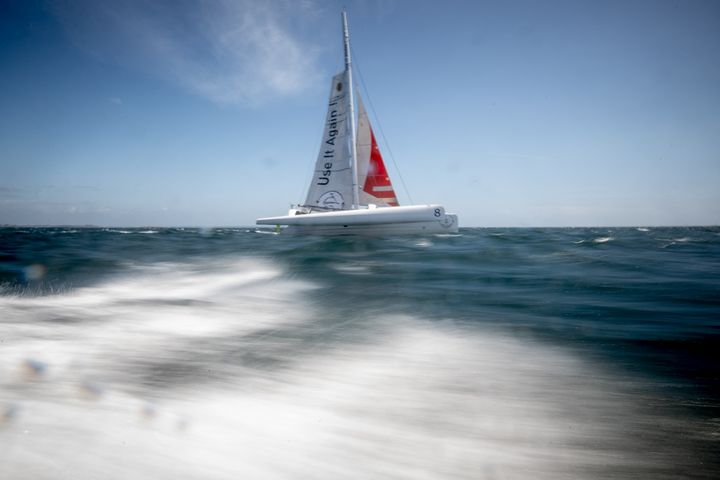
top-left (342, 10), bottom-right (360, 209)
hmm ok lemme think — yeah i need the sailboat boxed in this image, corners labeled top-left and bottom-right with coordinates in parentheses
top-left (256, 12), bottom-right (458, 235)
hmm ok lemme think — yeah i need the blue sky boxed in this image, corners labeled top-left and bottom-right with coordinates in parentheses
top-left (1, 0), bottom-right (718, 227)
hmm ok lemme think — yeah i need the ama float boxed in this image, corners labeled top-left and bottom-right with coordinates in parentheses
top-left (256, 12), bottom-right (458, 235)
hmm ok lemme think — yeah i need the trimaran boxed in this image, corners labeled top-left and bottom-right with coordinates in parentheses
top-left (256, 12), bottom-right (458, 234)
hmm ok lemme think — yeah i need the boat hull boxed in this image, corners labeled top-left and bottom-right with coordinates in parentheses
top-left (256, 205), bottom-right (458, 234)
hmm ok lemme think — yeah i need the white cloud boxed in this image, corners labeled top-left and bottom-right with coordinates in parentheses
top-left (51, 0), bottom-right (323, 106)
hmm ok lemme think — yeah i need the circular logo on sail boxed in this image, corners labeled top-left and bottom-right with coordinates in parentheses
top-left (336, 82), bottom-right (343, 92)
top-left (318, 191), bottom-right (344, 209)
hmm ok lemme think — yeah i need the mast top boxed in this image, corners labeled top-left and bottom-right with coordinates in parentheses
top-left (342, 10), bottom-right (352, 70)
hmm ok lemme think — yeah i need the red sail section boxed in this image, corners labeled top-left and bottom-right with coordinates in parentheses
top-left (363, 128), bottom-right (399, 206)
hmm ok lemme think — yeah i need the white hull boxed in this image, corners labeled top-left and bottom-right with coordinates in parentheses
top-left (257, 205), bottom-right (458, 234)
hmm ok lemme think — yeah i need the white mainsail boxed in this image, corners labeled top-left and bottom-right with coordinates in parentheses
top-left (303, 72), bottom-right (354, 210)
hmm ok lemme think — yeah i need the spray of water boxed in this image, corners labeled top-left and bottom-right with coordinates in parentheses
top-left (0, 259), bottom-right (707, 479)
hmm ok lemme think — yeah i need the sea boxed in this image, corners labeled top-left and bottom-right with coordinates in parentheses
top-left (1, 226), bottom-right (719, 479)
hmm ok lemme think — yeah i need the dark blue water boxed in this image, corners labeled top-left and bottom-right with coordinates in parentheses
top-left (1, 227), bottom-right (719, 478)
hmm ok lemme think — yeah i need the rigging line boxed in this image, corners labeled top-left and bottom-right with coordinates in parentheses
top-left (298, 134), bottom-right (319, 205)
top-left (350, 45), bottom-right (415, 205)
top-left (296, 148), bottom-right (315, 206)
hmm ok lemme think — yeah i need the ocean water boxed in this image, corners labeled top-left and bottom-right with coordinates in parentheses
top-left (1, 226), bottom-right (719, 479)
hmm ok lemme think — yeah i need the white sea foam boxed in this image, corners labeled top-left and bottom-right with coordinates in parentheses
top-left (0, 260), bottom-right (313, 379)
top-left (593, 236), bottom-right (614, 243)
top-left (0, 261), bottom-right (703, 478)
top-left (332, 263), bottom-right (372, 275)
